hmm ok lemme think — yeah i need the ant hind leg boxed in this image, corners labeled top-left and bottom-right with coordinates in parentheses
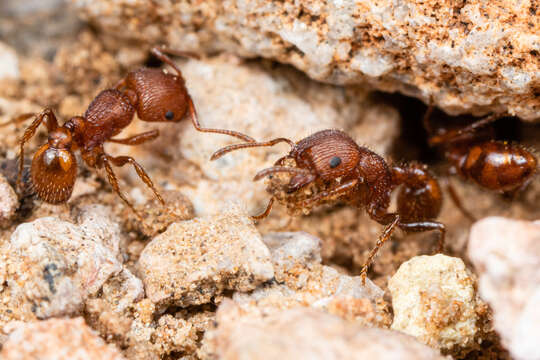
top-left (359, 214), bottom-right (400, 285)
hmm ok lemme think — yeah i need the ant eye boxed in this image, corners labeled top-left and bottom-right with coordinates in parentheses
top-left (165, 110), bottom-right (175, 120)
top-left (329, 156), bottom-right (342, 168)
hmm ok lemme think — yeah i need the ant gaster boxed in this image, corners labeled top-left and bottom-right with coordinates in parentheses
top-left (211, 129), bottom-right (446, 284)
top-left (423, 107), bottom-right (537, 221)
top-left (2, 47), bottom-right (254, 219)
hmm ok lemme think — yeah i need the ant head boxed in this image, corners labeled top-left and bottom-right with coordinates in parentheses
top-left (126, 68), bottom-right (188, 123)
top-left (31, 139), bottom-right (77, 204)
top-left (293, 130), bottom-right (361, 182)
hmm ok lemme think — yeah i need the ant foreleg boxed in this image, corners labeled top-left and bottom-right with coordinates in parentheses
top-left (100, 155), bottom-right (143, 220)
top-left (109, 130), bottom-right (160, 145)
top-left (252, 197), bottom-right (275, 220)
top-left (102, 154), bottom-right (165, 206)
top-left (428, 113), bottom-right (506, 146)
top-left (17, 109), bottom-right (59, 189)
top-left (360, 214), bottom-right (400, 285)
top-left (187, 97), bottom-right (255, 143)
top-left (299, 179), bottom-right (358, 209)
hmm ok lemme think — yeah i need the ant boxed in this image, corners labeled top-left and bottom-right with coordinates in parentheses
top-left (423, 107), bottom-right (538, 221)
top-left (0, 47), bottom-right (254, 220)
top-left (211, 129), bottom-right (446, 284)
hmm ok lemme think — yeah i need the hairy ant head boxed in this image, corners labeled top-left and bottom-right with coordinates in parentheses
top-left (125, 68), bottom-right (188, 123)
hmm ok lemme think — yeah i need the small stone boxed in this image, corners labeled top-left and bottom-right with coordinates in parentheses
top-left (1, 317), bottom-right (125, 360)
top-left (200, 306), bottom-right (448, 360)
top-left (0, 173), bottom-right (18, 228)
top-left (5, 205), bottom-right (125, 319)
top-left (137, 208), bottom-right (274, 308)
top-left (0, 42), bottom-right (20, 80)
top-left (389, 254), bottom-right (478, 350)
top-left (125, 190), bottom-right (195, 237)
top-left (468, 217), bottom-right (540, 360)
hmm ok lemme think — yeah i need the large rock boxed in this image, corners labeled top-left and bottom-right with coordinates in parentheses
top-left (137, 208), bottom-right (274, 308)
top-left (74, 0), bottom-right (540, 120)
top-left (201, 307), bottom-right (448, 360)
top-left (468, 217), bottom-right (540, 360)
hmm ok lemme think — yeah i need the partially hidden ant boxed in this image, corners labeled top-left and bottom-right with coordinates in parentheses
top-left (211, 129), bottom-right (446, 284)
top-left (423, 107), bottom-right (538, 221)
top-left (0, 47), bottom-right (254, 220)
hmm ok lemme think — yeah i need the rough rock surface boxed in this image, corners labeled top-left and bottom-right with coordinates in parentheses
top-left (137, 208), bottom-right (274, 308)
top-left (1, 205), bottom-right (142, 322)
top-left (1, 317), bottom-right (125, 360)
top-left (468, 217), bottom-right (540, 360)
top-left (201, 307), bottom-right (448, 360)
top-left (74, 0), bottom-right (540, 120)
top-left (223, 232), bottom-right (388, 327)
top-left (0, 42), bottom-right (19, 80)
top-left (0, 174), bottom-right (18, 228)
top-left (389, 254), bottom-right (478, 350)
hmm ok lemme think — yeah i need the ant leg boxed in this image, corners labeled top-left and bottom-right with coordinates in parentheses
top-left (0, 113), bottom-right (36, 127)
top-left (187, 96), bottom-right (255, 143)
top-left (102, 154), bottom-right (165, 206)
top-left (428, 113), bottom-right (506, 146)
top-left (17, 109), bottom-right (59, 188)
top-left (152, 46), bottom-right (200, 60)
top-left (422, 104), bottom-right (435, 135)
top-left (252, 197), bottom-right (275, 220)
top-left (211, 137), bottom-right (295, 161)
top-left (299, 179), bottom-right (358, 208)
top-left (109, 130), bottom-right (160, 145)
top-left (442, 177), bottom-right (477, 222)
top-left (360, 214), bottom-right (400, 285)
top-left (100, 155), bottom-right (144, 220)
top-left (397, 221), bottom-right (446, 253)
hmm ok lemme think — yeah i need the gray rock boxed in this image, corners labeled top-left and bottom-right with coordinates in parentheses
top-left (5, 205), bottom-right (127, 318)
top-left (468, 217), bottom-right (540, 360)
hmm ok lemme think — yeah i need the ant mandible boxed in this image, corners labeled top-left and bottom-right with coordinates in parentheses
top-left (1, 47), bottom-right (254, 220)
top-left (211, 129), bottom-right (446, 284)
top-left (423, 107), bottom-right (537, 221)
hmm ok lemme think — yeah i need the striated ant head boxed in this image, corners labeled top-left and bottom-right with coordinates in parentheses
top-left (31, 128), bottom-right (77, 204)
top-left (124, 68), bottom-right (189, 123)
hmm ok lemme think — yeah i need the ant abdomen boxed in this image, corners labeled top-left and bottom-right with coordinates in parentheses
top-left (123, 68), bottom-right (188, 123)
top-left (31, 143), bottom-right (77, 204)
top-left (393, 164), bottom-right (442, 223)
top-left (450, 141), bottom-right (537, 193)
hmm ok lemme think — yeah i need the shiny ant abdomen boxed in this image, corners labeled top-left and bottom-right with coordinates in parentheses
top-left (424, 108), bottom-right (537, 220)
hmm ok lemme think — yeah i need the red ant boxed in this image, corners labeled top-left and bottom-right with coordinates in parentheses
top-left (0, 47), bottom-right (254, 220)
top-left (423, 107), bottom-right (538, 221)
top-left (211, 129), bottom-right (446, 284)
